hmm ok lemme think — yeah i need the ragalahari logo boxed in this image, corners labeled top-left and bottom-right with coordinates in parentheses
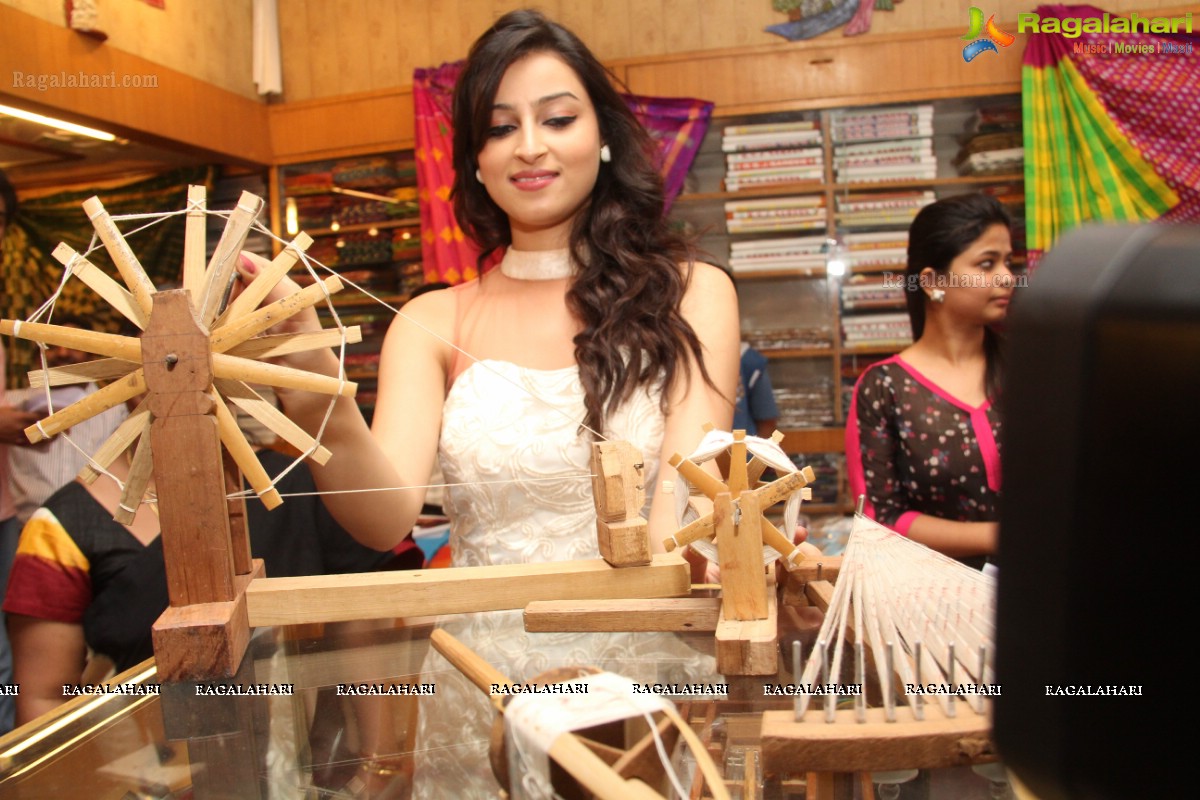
top-left (961, 8), bottom-right (1015, 62)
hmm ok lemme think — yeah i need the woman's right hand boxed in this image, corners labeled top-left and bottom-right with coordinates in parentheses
top-left (233, 252), bottom-right (344, 417)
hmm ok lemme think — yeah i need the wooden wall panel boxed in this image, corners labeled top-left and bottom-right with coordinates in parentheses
top-left (274, 0), bottom-right (1064, 103)
top-left (273, 0), bottom-right (1200, 103)
top-left (621, 31), bottom-right (1028, 116)
top-left (5, 0), bottom-right (1197, 172)
top-left (386, 0), bottom-right (431, 83)
top-left (278, 0), bottom-right (314, 101)
top-left (0, 4), bottom-right (269, 165)
top-left (590, 0), bottom-right (634, 61)
top-left (268, 88), bottom-right (415, 164)
top-left (661, 0), bottom-right (704, 55)
top-left (2, 0), bottom-right (258, 100)
top-left (303, 0), bottom-right (345, 99)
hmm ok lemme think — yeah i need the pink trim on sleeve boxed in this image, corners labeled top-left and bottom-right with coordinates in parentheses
top-left (845, 368), bottom-right (872, 520)
top-left (892, 510), bottom-right (920, 536)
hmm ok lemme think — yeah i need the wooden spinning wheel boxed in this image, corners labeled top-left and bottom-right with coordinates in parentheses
top-left (0, 186), bottom-right (360, 679)
top-left (664, 428), bottom-right (814, 675)
top-left (537, 429), bottom-right (818, 676)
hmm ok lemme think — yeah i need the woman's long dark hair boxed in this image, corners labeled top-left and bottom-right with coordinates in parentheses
top-left (451, 9), bottom-right (718, 434)
top-left (905, 193), bottom-right (1013, 401)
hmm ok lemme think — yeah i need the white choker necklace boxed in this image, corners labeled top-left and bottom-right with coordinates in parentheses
top-left (499, 248), bottom-right (574, 280)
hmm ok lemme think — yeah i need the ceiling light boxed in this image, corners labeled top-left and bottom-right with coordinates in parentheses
top-left (285, 198), bottom-right (299, 236)
top-left (0, 103), bottom-right (116, 142)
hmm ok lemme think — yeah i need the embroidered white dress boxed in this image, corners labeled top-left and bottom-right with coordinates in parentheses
top-left (411, 250), bottom-right (714, 797)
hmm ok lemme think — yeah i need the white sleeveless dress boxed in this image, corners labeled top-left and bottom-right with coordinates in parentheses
top-left (411, 358), bottom-right (715, 797)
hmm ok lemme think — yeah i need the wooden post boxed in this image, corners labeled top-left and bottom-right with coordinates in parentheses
top-left (590, 441), bottom-right (651, 567)
top-left (714, 492), bottom-right (769, 621)
top-left (145, 290), bottom-right (259, 681)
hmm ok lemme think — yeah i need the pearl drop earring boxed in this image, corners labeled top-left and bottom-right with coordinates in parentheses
top-left (599, 144), bottom-right (612, 163)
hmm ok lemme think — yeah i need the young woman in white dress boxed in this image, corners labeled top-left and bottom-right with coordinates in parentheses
top-left (242, 9), bottom-right (739, 794)
top-left (253, 14), bottom-right (738, 556)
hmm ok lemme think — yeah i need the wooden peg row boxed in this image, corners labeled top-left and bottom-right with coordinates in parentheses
top-left (51, 243), bottom-right (148, 331)
top-left (27, 357), bottom-right (138, 389)
top-left (0, 320), bottom-right (141, 362)
top-left (210, 275), bottom-right (344, 354)
top-left (215, 232), bottom-right (314, 329)
top-left (182, 184), bottom-right (208, 306)
top-left (82, 196), bottom-right (158, 318)
top-left (199, 191), bottom-right (265, 325)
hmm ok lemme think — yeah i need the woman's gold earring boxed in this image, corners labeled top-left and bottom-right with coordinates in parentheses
top-left (599, 144), bottom-right (612, 163)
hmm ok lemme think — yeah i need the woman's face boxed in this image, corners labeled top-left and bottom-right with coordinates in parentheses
top-left (475, 51), bottom-right (603, 250)
top-left (938, 223), bottom-right (1017, 325)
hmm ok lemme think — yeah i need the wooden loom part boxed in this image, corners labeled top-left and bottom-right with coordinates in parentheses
top-left (762, 515), bottom-right (997, 783)
top-left (431, 629), bottom-right (727, 800)
top-left (534, 427), bottom-right (821, 676)
top-left (671, 428), bottom-right (814, 674)
top-left (0, 188), bottom-right (335, 679)
top-left (590, 440), bottom-right (651, 567)
top-left (142, 289), bottom-right (260, 680)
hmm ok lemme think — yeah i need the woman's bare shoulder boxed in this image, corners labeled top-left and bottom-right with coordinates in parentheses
top-left (382, 283), bottom-right (465, 365)
top-left (679, 260), bottom-right (736, 308)
top-left (392, 283), bottom-right (460, 332)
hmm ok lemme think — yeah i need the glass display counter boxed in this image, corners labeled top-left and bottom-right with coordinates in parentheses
top-left (0, 616), bottom-right (1014, 799)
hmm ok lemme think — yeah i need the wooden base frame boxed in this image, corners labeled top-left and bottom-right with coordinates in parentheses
top-left (247, 555), bottom-right (690, 626)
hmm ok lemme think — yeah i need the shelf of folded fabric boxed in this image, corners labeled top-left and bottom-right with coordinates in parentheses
top-left (743, 327), bottom-right (834, 355)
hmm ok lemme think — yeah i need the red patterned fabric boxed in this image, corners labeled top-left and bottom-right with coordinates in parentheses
top-left (413, 63), bottom-right (486, 285)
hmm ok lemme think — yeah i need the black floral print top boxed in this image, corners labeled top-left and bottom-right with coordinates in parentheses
top-left (846, 356), bottom-right (1002, 544)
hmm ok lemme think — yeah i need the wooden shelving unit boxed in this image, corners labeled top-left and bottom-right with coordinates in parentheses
top-left (673, 94), bottom-right (1026, 513)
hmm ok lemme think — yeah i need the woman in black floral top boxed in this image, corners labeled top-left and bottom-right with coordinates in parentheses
top-left (847, 193), bottom-right (1019, 567)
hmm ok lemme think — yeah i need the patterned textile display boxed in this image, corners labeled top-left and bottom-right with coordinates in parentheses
top-left (413, 63), bottom-right (713, 284)
top-left (624, 92), bottom-right (715, 212)
top-left (1, 167), bottom-right (212, 386)
top-left (413, 62), bottom-right (486, 286)
top-left (1022, 4), bottom-right (1200, 271)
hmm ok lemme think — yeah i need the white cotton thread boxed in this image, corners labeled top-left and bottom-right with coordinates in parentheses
top-left (792, 513), bottom-right (996, 723)
top-left (503, 672), bottom-right (681, 800)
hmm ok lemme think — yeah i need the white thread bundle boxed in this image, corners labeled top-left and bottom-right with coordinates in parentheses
top-left (504, 671), bottom-right (682, 800)
top-left (794, 514), bottom-right (995, 722)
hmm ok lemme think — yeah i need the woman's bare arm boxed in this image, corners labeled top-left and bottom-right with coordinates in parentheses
top-left (236, 256), bottom-right (451, 550)
top-left (647, 262), bottom-right (740, 549)
top-left (8, 615), bottom-right (86, 725)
